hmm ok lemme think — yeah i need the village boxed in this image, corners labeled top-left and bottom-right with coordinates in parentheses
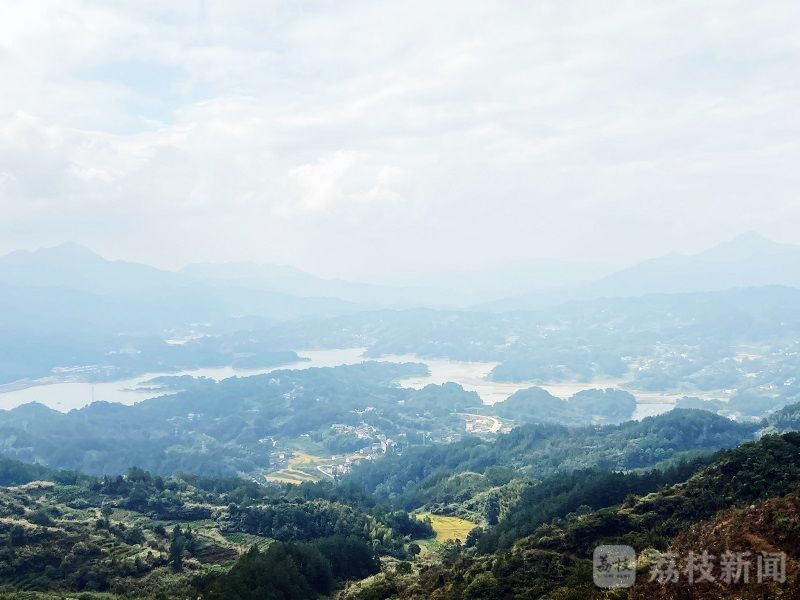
top-left (262, 422), bottom-right (398, 484)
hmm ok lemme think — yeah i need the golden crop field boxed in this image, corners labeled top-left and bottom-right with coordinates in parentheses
top-left (416, 512), bottom-right (477, 543)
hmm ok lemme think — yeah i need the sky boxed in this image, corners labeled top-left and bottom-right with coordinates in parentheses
top-left (1, 0), bottom-right (799, 280)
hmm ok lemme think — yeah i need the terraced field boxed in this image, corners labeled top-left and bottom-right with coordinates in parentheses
top-left (265, 450), bottom-right (325, 484)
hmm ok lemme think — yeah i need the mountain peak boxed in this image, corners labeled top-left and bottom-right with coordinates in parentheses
top-left (701, 231), bottom-right (790, 260)
top-left (37, 242), bottom-right (104, 260)
top-left (1, 242), bottom-right (104, 265)
top-left (730, 230), bottom-right (772, 244)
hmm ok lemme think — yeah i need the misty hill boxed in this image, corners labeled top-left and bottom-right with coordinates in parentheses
top-left (180, 261), bottom-right (461, 308)
top-left (0, 242), bottom-right (179, 296)
top-left (0, 245), bottom-right (359, 383)
top-left (0, 243), bottom-right (465, 310)
top-left (587, 231), bottom-right (800, 295)
top-left (265, 285), bottom-right (800, 392)
top-left (380, 258), bottom-right (613, 303)
top-left (485, 232), bottom-right (800, 310)
top-left (0, 244), bottom-right (356, 329)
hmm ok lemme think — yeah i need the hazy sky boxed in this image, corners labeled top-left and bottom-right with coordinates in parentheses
top-left (1, 1), bottom-right (799, 279)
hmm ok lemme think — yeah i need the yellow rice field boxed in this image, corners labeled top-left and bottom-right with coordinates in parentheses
top-left (416, 512), bottom-right (477, 543)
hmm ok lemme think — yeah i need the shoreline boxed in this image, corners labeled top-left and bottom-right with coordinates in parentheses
top-left (0, 348), bottom-right (730, 417)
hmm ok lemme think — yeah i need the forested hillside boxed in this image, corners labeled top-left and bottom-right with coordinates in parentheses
top-left (0, 457), bottom-right (431, 598)
top-left (0, 362), bottom-right (478, 476)
top-left (1, 411), bottom-right (798, 598)
top-left (348, 408), bottom-right (757, 507)
top-left (344, 432), bottom-right (800, 599)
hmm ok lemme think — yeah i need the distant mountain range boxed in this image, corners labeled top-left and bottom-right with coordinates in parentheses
top-left (0, 244), bottom-right (356, 335)
top-left (1, 232), bottom-right (799, 324)
top-left (179, 261), bottom-right (460, 308)
top-left (586, 231), bottom-right (800, 295)
top-left (1, 233), bottom-right (799, 386)
top-left (376, 258), bottom-right (612, 302)
top-left (481, 231), bottom-right (800, 310)
top-left (0, 242), bottom-right (180, 296)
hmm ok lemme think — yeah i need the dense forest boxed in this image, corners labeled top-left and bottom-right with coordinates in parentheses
top-left (4, 360), bottom-right (751, 481)
top-left (0, 456), bottom-right (431, 597)
top-left (0, 362), bottom-right (479, 476)
top-left (346, 408), bottom-right (758, 507)
top-left (342, 433), bottom-right (800, 599)
top-left (1, 416), bottom-right (799, 598)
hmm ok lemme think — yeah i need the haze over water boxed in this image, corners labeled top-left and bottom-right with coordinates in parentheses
top-left (0, 347), bottom-right (675, 419)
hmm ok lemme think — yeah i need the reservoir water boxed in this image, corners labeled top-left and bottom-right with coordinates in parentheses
top-left (0, 347), bottom-right (678, 419)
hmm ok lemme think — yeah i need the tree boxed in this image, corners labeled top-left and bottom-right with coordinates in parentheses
top-left (169, 525), bottom-right (185, 571)
top-left (465, 527), bottom-right (483, 548)
top-left (28, 509), bottom-right (53, 526)
top-left (486, 496), bottom-right (500, 526)
top-left (9, 525), bottom-right (26, 547)
top-left (464, 572), bottom-right (502, 600)
top-left (127, 484), bottom-right (149, 511)
top-left (438, 539), bottom-right (462, 565)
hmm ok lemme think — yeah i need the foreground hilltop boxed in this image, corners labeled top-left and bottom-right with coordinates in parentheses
top-left (1, 419), bottom-right (800, 598)
top-left (344, 432), bottom-right (800, 599)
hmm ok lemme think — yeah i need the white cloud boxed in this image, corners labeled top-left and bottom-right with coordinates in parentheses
top-left (288, 150), bottom-right (361, 213)
top-left (0, 0), bottom-right (799, 278)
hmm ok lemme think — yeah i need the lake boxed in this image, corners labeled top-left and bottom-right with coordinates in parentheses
top-left (0, 347), bottom-right (680, 419)
top-left (0, 348), bottom-right (366, 412)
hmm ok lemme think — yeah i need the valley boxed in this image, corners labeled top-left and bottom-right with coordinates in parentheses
top-left (2, 238), bottom-right (800, 598)
top-left (3, 4), bottom-right (798, 596)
